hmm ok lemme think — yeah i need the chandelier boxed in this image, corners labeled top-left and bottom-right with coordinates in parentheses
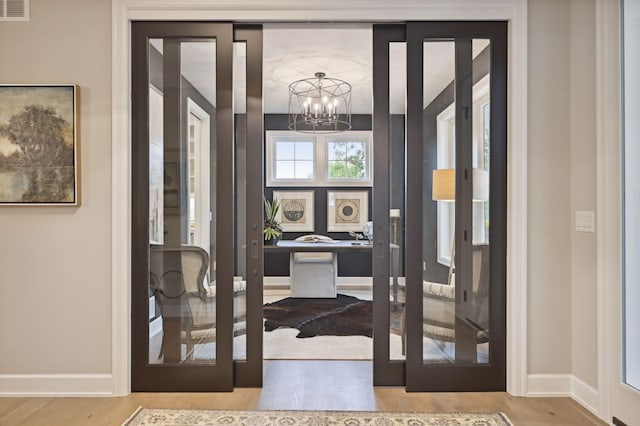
top-left (288, 72), bottom-right (352, 133)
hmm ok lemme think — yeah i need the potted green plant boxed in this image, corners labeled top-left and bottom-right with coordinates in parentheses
top-left (263, 197), bottom-right (283, 245)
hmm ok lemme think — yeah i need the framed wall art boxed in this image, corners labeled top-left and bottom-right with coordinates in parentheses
top-left (0, 84), bottom-right (79, 205)
top-left (327, 190), bottom-right (368, 232)
top-left (273, 190), bottom-right (314, 232)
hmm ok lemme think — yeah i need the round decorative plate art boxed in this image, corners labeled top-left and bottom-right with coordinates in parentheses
top-left (282, 199), bottom-right (305, 223)
top-left (336, 199), bottom-right (360, 223)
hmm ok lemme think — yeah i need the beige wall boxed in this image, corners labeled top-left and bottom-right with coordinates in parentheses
top-left (0, 0), bottom-right (600, 392)
top-left (527, 0), bottom-right (574, 375)
top-left (526, 0), bottom-right (598, 387)
top-left (0, 0), bottom-right (112, 374)
top-left (569, 0), bottom-right (598, 389)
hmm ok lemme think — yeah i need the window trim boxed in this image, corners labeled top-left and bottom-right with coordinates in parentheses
top-left (266, 130), bottom-right (372, 187)
top-left (325, 133), bottom-right (372, 184)
top-left (266, 133), bottom-right (317, 186)
top-left (436, 74), bottom-right (490, 267)
top-left (436, 102), bottom-right (456, 267)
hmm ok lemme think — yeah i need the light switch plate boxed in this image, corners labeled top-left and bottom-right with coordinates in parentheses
top-left (576, 210), bottom-right (595, 233)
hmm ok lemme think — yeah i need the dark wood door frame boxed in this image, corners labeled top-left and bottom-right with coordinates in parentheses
top-left (131, 21), bottom-right (235, 391)
top-left (130, 20), bottom-right (506, 392)
top-left (233, 24), bottom-right (264, 388)
top-left (372, 24), bottom-right (407, 387)
top-left (405, 21), bottom-right (507, 391)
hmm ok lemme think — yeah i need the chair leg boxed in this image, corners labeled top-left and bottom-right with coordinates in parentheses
top-left (159, 334), bottom-right (165, 360)
top-left (401, 305), bottom-right (406, 356)
top-left (186, 330), bottom-right (193, 361)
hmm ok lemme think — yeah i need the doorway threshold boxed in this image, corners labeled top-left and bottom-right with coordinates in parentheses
top-left (258, 360), bottom-right (377, 411)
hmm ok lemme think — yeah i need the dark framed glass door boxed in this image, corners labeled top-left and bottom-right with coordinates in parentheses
top-left (131, 21), bottom-right (236, 391)
top-left (232, 24), bottom-right (264, 388)
top-left (405, 21), bottom-right (507, 391)
top-left (132, 19), bottom-right (504, 392)
top-left (372, 22), bottom-right (507, 391)
top-left (372, 24), bottom-right (407, 386)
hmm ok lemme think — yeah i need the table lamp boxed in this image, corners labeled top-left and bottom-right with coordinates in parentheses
top-left (432, 168), bottom-right (488, 284)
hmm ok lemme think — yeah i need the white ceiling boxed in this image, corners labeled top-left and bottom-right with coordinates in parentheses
top-left (149, 39), bottom-right (219, 108)
top-left (262, 24), bottom-right (372, 114)
top-left (423, 39), bottom-right (490, 108)
top-left (159, 27), bottom-right (489, 116)
top-left (423, 42), bottom-right (456, 109)
top-left (181, 42), bottom-right (217, 107)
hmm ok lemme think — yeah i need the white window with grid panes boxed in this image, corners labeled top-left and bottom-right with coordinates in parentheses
top-left (266, 131), bottom-right (372, 187)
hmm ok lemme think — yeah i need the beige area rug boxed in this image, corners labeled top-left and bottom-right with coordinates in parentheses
top-left (257, 329), bottom-right (455, 361)
top-left (123, 407), bottom-right (513, 426)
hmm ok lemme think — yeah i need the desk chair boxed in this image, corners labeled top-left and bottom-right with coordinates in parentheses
top-left (289, 235), bottom-right (338, 298)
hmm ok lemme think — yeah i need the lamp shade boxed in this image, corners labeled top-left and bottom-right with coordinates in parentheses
top-left (432, 168), bottom-right (489, 202)
top-left (432, 169), bottom-right (456, 201)
top-left (389, 208), bottom-right (401, 218)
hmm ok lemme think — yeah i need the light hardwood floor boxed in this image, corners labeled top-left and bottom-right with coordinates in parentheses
top-left (0, 361), bottom-right (605, 426)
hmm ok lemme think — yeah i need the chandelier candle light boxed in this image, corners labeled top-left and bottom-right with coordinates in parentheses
top-left (288, 72), bottom-right (352, 133)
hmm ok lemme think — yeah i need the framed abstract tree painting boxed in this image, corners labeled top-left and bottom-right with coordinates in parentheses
top-left (0, 85), bottom-right (79, 205)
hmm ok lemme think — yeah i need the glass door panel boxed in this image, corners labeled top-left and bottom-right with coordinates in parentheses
top-left (132, 21), bottom-right (234, 391)
top-left (389, 41), bottom-right (406, 362)
top-left (233, 41), bottom-right (248, 362)
top-left (471, 39), bottom-right (491, 364)
top-left (405, 22), bottom-right (507, 392)
top-left (147, 37), bottom-right (218, 365)
top-left (422, 40), bottom-right (456, 364)
top-left (422, 38), bottom-right (492, 365)
top-left (623, 0), bottom-right (640, 394)
top-left (614, 1), bottom-right (640, 422)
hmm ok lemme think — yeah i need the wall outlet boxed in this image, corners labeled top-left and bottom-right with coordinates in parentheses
top-left (576, 210), bottom-right (595, 233)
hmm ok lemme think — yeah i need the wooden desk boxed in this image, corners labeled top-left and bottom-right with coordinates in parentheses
top-left (264, 240), bottom-right (400, 301)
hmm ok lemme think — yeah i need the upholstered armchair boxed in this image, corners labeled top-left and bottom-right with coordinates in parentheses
top-left (150, 246), bottom-right (215, 361)
top-left (150, 246), bottom-right (247, 361)
top-left (206, 276), bottom-right (247, 337)
top-left (399, 244), bottom-right (490, 355)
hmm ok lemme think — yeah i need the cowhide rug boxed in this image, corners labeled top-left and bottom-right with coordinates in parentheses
top-left (263, 294), bottom-right (403, 338)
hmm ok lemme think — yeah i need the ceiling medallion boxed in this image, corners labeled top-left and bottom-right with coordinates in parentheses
top-left (288, 72), bottom-right (352, 133)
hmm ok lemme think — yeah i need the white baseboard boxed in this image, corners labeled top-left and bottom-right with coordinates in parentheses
top-left (527, 374), bottom-right (601, 421)
top-left (263, 276), bottom-right (290, 288)
top-left (527, 374), bottom-right (573, 397)
top-left (570, 376), bottom-right (600, 418)
top-left (0, 374), bottom-right (114, 397)
top-left (264, 276), bottom-right (375, 288)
